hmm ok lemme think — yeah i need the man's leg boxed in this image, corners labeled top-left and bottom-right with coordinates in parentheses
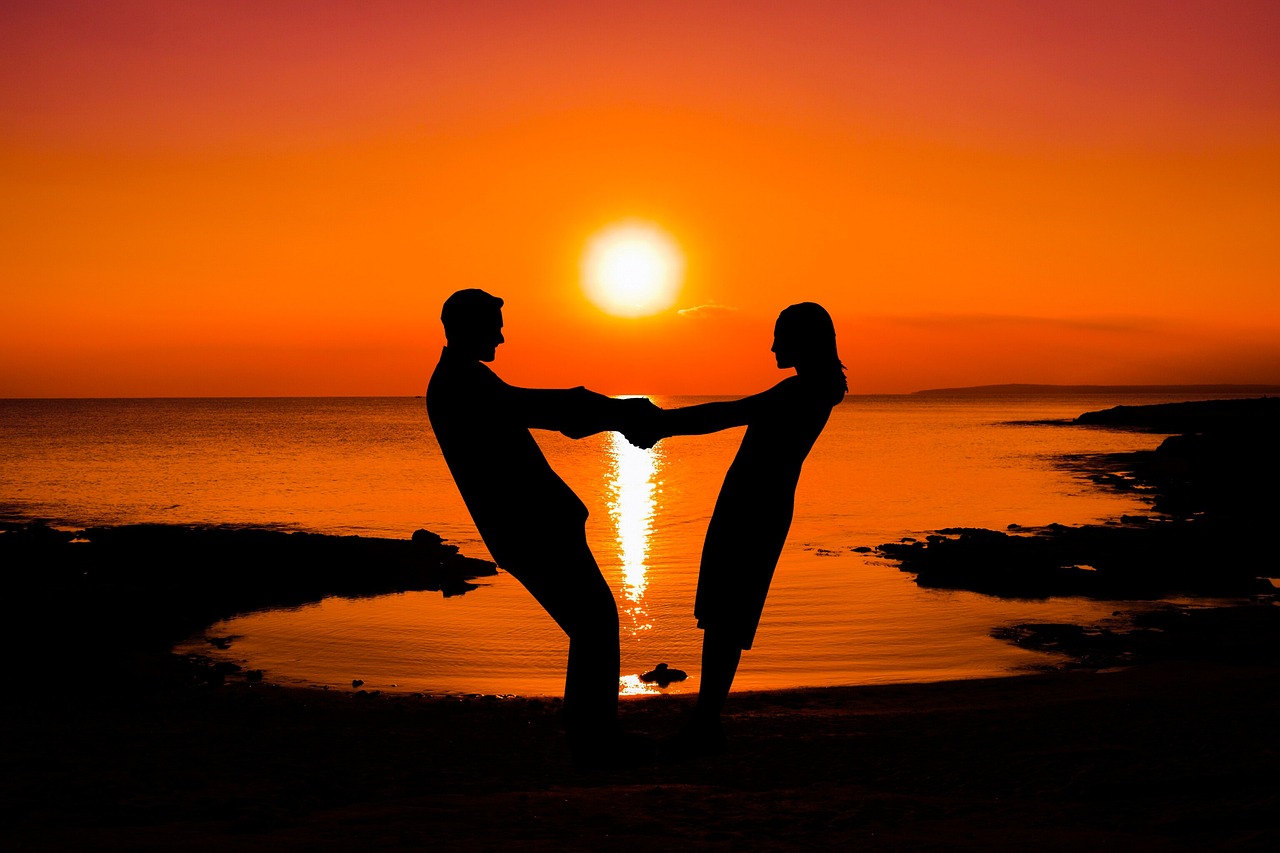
top-left (561, 554), bottom-right (621, 753)
top-left (502, 529), bottom-right (621, 755)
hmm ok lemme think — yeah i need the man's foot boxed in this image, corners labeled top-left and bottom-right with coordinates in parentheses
top-left (658, 717), bottom-right (728, 763)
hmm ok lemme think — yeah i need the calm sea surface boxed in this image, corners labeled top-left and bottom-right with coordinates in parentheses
top-left (0, 391), bottom-right (1252, 696)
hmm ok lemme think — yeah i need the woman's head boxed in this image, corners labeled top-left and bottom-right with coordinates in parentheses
top-left (772, 302), bottom-right (847, 399)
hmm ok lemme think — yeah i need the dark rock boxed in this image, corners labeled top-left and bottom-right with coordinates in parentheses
top-left (1072, 395), bottom-right (1280, 433)
top-left (639, 663), bottom-right (687, 687)
top-left (440, 579), bottom-right (481, 598)
top-left (994, 603), bottom-right (1280, 669)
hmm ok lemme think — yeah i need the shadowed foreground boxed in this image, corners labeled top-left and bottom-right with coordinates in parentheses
top-left (3, 658), bottom-right (1276, 851)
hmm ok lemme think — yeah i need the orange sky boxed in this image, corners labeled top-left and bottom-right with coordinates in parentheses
top-left (2, 1), bottom-right (1278, 396)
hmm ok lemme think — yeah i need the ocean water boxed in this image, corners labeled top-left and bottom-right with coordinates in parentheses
top-left (0, 390), bottom-right (1253, 697)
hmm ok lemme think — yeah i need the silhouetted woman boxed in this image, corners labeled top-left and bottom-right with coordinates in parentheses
top-left (651, 302), bottom-right (846, 754)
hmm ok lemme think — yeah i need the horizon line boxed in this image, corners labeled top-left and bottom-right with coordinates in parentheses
top-left (4, 382), bottom-right (1280, 402)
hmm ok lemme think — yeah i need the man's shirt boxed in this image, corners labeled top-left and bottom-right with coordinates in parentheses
top-left (426, 347), bottom-right (619, 566)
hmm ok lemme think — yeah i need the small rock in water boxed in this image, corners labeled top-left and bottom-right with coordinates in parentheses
top-left (639, 663), bottom-right (687, 687)
top-left (352, 679), bottom-right (364, 688)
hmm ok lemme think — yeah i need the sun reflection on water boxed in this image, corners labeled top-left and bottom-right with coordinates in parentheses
top-left (618, 674), bottom-right (672, 697)
top-left (606, 430), bottom-right (663, 636)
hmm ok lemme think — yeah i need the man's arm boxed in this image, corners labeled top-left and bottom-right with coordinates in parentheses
top-left (506, 384), bottom-right (655, 439)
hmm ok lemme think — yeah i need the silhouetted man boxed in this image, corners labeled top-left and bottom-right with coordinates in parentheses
top-left (426, 288), bottom-right (655, 768)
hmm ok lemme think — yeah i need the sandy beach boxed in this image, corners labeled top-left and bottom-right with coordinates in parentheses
top-left (4, 653), bottom-right (1277, 852)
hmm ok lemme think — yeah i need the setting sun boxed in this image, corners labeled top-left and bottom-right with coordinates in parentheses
top-left (581, 221), bottom-right (684, 317)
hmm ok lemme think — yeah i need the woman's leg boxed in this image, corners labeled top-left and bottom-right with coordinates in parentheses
top-left (659, 627), bottom-right (740, 757)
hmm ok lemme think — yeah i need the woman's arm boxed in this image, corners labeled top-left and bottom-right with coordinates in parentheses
top-left (657, 386), bottom-right (778, 438)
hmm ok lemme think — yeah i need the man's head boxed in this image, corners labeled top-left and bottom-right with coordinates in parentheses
top-left (441, 288), bottom-right (505, 361)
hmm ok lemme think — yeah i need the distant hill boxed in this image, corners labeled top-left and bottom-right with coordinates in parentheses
top-left (911, 383), bottom-right (1280, 397)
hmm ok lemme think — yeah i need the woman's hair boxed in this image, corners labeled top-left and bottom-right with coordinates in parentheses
top-left (777, 302), bottom-right (848, 403)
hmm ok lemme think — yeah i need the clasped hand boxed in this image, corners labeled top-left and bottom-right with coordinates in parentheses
top-left (616, 397), bottom-right (666, 450)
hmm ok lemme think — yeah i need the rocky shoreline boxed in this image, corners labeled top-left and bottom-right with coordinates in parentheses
top-left (872, 395), bottom-right (1279, 666)
top-left (4, 522), bottom-right (496, 689)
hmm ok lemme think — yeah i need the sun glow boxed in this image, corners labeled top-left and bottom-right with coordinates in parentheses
top-left (581, 221), bottom-right (684, 317)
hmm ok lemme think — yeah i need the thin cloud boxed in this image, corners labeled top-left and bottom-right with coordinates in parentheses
top-left (677, 303), bottom-right (738, 318)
